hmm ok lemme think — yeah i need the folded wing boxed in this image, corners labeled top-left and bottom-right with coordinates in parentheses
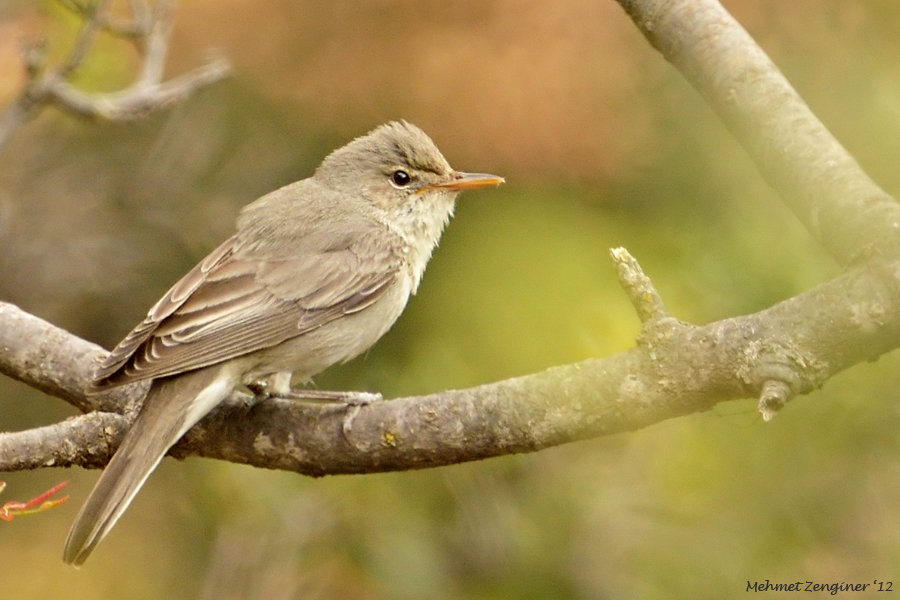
top-left (92, 227), bottom-right (404, 390)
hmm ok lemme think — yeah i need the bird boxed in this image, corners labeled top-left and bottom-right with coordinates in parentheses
top-left (63, 120), bottom-right (504, 565)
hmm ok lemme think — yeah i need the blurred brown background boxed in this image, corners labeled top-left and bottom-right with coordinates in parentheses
top-left (2, 0), bottom-right (900, 598)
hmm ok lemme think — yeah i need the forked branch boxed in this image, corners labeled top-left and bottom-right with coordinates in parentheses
top-left (0, 0), bottom-right (231, 152)
top-left (3, 0), bottom-right (900, 477)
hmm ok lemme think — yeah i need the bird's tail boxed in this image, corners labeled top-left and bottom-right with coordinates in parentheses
top-left (63, 366), bottom-right (235, 566)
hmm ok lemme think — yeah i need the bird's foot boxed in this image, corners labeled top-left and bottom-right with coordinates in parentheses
top-left (283, 389), bottom-right (382, 440)
top-left (248, 381), bottom-right (381, 440)
top-left (284, 389), bottom-right (383, 406)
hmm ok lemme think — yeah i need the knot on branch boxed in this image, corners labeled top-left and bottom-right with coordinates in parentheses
top-left (739, 343), bottom-right (822, 421)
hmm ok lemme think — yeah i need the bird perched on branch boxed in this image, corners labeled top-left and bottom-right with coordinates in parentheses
top-left (63, 121), bottom-right (504, 565)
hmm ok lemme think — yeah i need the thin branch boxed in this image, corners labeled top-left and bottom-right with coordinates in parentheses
top-left (139, 0), bottom-right (175, 86)
top-left (0, 102), bottom-right (31, 152)
top-left (0, 0), bottom-right (231, 152)
top-left (58, 0), bottom-right (153, 39)
top-left (39, 57), bottom-right (232, 121)
top-left (610, 247), bottom-right (670, 324)
top-left (58, 0), bottom-right (112, 77)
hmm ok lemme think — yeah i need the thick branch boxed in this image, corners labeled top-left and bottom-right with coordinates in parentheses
top-left (0, 303), bottom-right (140, 415)
top-left (614, 0), bottom-right (900, 264)
top-left (2, 250), bottom-right (899, 474)
top-left (4, 0), bottom-right (900, 479)
top-left (0, 412), bottom-right (126, 471)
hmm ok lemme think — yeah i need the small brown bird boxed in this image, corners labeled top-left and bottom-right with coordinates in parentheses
top-left (63, 121), bottom-right (503, 565)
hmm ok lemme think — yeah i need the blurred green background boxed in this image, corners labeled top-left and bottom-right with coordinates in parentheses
top-left (2, 0), bottom-right (900, 598)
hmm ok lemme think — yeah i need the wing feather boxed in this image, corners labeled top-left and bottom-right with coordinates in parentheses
top-left (92, 226), bottom-right (405, 390)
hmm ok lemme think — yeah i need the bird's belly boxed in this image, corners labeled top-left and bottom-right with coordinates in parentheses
top-left (242, 276), bottom-right (411, 384)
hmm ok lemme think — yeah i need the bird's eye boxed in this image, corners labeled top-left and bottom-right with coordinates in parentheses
top-left (391, 170), bottom-right (412, 187)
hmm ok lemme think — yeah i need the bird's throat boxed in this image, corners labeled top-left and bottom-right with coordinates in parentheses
top-left (390, 192), bottom-right (457, 294)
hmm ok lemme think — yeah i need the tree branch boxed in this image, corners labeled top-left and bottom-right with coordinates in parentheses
top-left (3, 0), bottom-right (900, 478)
top-left (0, 0), bottom-right (231, 152)
top-left (0, 303), bottom-right (143, 416)
top-left (0, 413), bottom-right (127, 471)
top-left (613, 0), bottom-right (900, 264)
top-left (35, 58), bottom-right (231, 121)
top-left (2, 243), bottom-right (900, 475)
top-left (58, 0), bottom-right (153, 39)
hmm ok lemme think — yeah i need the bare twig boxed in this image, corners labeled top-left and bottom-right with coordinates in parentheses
top-left (58, 0), bottom-right (153, 39)
top-left (38, 57), bottom-right (231, 121)
top-left (58, 0), bottom-right (112, 77)
top-left (139, 0), bottom-right (175, 86)
top-left (610, 247), bottom-right (670, 324)
top-left (0, 0), bottom-right (231, 152)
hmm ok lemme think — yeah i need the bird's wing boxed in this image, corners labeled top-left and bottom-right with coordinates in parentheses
top-left (92, 230), bottom-right (404, 389)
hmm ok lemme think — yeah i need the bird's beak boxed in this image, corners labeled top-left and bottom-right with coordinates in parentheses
top-left (422, 171), bottom-right (505, 193)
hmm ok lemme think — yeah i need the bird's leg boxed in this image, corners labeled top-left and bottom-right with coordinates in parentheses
top-left (246, 380), bottom-right (270, 400)
top-left (246, 372), bottom-right (296, 402)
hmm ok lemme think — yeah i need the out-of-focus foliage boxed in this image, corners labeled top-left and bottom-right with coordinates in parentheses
top-left (2, 1), bottom-right (900, 598)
